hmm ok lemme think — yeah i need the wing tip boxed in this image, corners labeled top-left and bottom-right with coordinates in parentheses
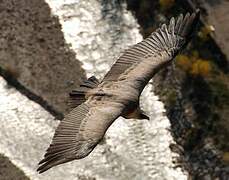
top-left (37, 160), bottom-right (61, 174)
top-left (178, 9), bottom-right (200, 38)
top-left (37, 103), bottom-right (95, 173)
top-left (37, 153), bottom-right (72, 173)
top-left (37, 154), bottom-right (55, 173)
top-left (37, 165), bottom-right (47, 174)
top-left (37, 161), bottom-right (50, 174)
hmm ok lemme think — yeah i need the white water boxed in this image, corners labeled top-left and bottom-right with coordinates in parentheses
top-left (0, 0), bottom-right (187, 179)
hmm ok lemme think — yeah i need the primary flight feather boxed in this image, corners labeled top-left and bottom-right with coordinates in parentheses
top-left (37, 10), bottom-right (200, 173)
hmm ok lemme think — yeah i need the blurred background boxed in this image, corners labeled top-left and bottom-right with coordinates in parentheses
top-left (0, 0), bottom-right (228, 179)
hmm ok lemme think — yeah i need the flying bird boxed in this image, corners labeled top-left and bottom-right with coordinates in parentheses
top-left (37, 10), bottom-right (200, 173)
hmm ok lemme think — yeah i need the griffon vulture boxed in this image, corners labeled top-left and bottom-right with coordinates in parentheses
top-left (37, 10), bottom-right (200, 173)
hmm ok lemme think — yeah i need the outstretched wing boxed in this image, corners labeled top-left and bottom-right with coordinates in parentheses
top-left (103, 11), bottom-right (200, 83)
top-left (37, 100), bottom-right (123, 173)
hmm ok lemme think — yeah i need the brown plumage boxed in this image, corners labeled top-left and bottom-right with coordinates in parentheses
top-left (37, 10), bottom-right (200, 173)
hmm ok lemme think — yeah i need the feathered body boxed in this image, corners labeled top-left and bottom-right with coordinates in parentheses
top-left (37, 11), bottom-right (200, 173)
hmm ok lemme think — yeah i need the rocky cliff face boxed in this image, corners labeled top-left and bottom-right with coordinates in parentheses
top-left (124, 0), bottom-right (229, 179)
top-left (0, 0), bottom-right (85, 117)
top-left (0, 0), bottom-right (187, 180)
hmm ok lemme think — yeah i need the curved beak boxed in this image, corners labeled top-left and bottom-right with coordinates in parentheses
top-left (140, 111), bottom-right (150, 121)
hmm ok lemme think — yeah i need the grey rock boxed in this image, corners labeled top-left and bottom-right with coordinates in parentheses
top-left (0, 154), bottom-right (29, 180)
top-left (0, 0), bottom-right (86, 115)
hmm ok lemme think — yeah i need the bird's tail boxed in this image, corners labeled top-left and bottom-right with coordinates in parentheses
top-left (68, 76), bottom-right (99, 109)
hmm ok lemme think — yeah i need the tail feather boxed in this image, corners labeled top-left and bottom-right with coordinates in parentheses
top-left (68, 76), bottom-right (99, 109)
